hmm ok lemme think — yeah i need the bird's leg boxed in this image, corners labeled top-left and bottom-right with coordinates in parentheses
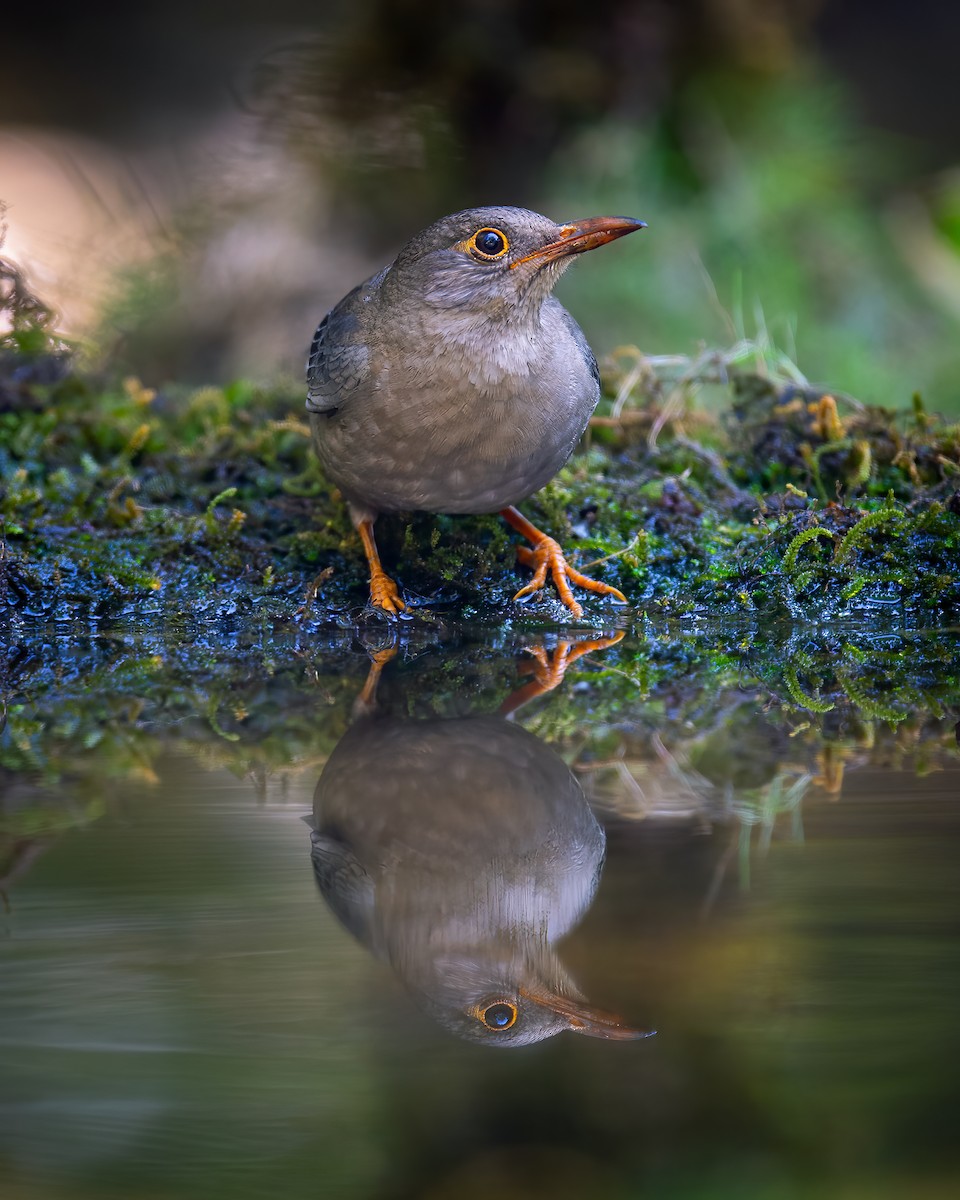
top-left (356, 518), bottom-right (407, 615)
top-left (500, 632), bottom-right (625, 715)
top-left (499, 506), bottom-right (627, 619)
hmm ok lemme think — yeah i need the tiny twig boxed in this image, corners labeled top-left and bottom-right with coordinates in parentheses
top-left (298, 566), bottom-right (334, 624)
top-left (580, 532), bottom-right (643, 570)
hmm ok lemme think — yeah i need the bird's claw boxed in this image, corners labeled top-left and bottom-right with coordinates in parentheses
top-left (513, 537), bottom-right (627, 619)
top-left (368, 570), bottom-right (408, 616)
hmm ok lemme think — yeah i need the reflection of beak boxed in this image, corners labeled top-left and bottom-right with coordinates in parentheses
top-left (521, 985), bottom-right (656, 1041)
top-left (511, 216), bottom-right (646, 269)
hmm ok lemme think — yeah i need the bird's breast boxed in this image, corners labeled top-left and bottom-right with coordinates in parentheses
top-left (314, 308), bottom-right (599, 515)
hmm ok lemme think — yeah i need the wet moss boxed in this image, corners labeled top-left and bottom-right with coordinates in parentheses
top-left (3, 324), bottom-right (959, 627)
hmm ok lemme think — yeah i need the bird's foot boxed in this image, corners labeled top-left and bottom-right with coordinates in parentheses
top-left (513, 537), bottom-right (627, 619)
top-left (368, 570), bottom-right (408, 616)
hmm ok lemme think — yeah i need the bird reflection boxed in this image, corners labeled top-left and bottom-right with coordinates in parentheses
top-left (310, 637), bottom-right (654, 1046)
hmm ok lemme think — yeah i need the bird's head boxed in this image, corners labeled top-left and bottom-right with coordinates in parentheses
top-left (416, 950), bottom-right (655, 1048)
top-left (384, 205), bottom-right (645, 323)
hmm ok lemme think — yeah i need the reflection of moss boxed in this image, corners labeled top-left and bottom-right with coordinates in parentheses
top-left (3, 622), bottom-right (957, 792)
top-left (0, 794), bottom-right (106, 837)
top-left (784, 663), bottom-right (835, 714)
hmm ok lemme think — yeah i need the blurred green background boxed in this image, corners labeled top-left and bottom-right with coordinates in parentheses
top-left (2, 0), bottom-right (960, 407)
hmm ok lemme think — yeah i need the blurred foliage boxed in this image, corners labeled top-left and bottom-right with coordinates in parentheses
top-left (83, 66), bottom-right (960, 400)
top-left (254, 1), bottom-right (896, 237)
top-left (0, 211), bottom-right (73, 398)
top-left (544, 75), bottom-right (960, 409)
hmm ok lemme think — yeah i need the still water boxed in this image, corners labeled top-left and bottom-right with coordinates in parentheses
top-left (2, 623), bottom-right (959, 1199)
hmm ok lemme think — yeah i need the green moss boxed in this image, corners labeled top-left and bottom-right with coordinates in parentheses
top-left (835, 500), bottom-right (904, 563)
top-left (2, 286), bottom-right (959, 652)
top-left (781, 526), bottom-right (835, 574)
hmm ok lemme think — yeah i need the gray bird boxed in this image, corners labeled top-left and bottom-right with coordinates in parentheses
top-left (310, 712), bottom-right (654, 1046)
top-left (306, 205), bottom-right (645, 618)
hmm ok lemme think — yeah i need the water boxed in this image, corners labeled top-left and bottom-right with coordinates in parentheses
top-left (2, 622), bottom-right (959, 1199)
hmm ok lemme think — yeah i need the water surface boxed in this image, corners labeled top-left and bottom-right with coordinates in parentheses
top-left (2, 622), bottom-right (959, 1199)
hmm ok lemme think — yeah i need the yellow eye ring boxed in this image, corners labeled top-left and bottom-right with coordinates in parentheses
top-left (468, 227), bottom-right (510, 261)
top-left (478, 1000), bottom-right (518, 1031)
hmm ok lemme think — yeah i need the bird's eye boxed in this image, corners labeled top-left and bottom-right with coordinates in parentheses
top-left (470, 228), bottom-right (509, 260)
top-left (479, 1000), bottom-right (518, 1030)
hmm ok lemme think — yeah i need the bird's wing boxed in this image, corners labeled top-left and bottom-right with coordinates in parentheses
top-left (305, 286), bottom-right (372, 415)
top-left (310, 829), bottom-right (376, 943)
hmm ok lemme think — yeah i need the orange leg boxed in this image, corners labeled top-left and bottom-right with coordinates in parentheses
top-left (500, 632), bottom-right (625, 715)
top-left (499, 506), bottom-right (627, 619)
top-left (357, 519), bottom-right (407, 615)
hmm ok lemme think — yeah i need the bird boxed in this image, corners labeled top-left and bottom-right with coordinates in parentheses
top-left (310, 708), bottom-right (654, 1046)
top-left (306, 205), bottom-right (646, 619)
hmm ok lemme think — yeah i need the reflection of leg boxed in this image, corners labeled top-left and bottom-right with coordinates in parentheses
top-left (357, 518), bottom-right (407, 614)
top-left (500, 632), bottom-right (625, 716)
top-left (354, 645), bottom-right (399, 719)
top-left (500, 506), bottom-right (627, 619)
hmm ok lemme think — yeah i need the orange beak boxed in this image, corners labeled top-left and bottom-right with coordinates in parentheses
top-left (521, 985), bottom-right (656, 1040)
top-left (511, 215), bottom-right (646, 269)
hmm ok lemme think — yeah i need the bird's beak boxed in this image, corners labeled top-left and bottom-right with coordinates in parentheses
top-left (521, 985), bottom-right (656, 1041)
top-left (511, 216), bottom-right (646, 270)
